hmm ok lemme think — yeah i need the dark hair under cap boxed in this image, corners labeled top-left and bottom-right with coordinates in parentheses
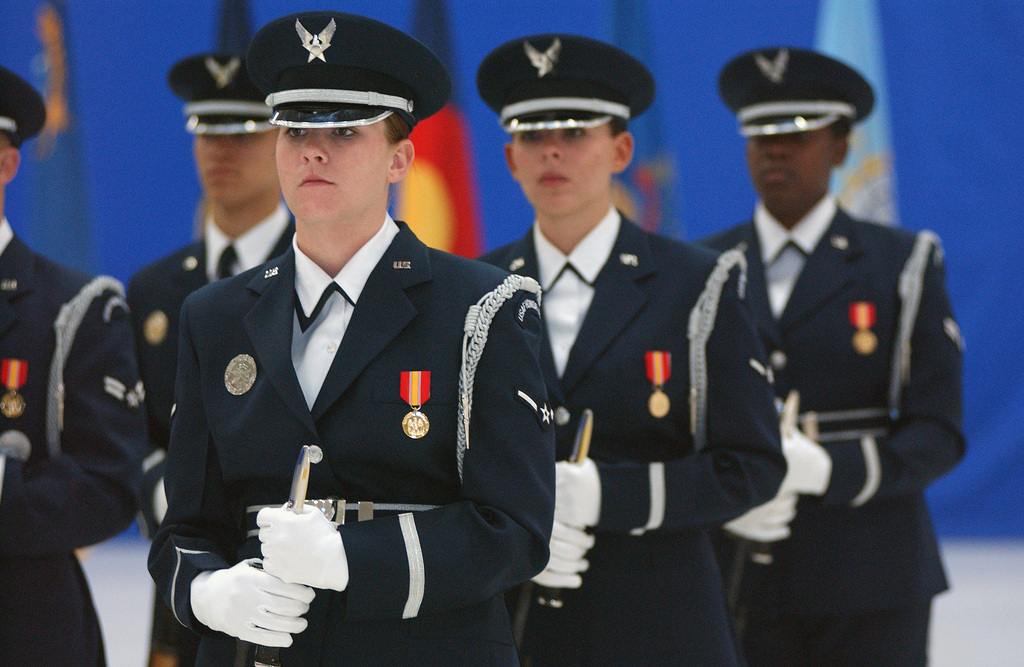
top-left (246, 11), bottom-right (450, 129)
top-left (168, 52), bottom-right (272, 135)
top-left (718, 47), bottom-right (874, 137)
top-left (476, 34), bottom-right (654, 132)
top-left (0, 66), bottom-right (46, 148)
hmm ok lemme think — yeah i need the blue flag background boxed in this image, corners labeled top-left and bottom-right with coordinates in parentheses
top-left (1, 0), bottom-right (1022, 538)
top-left (28, 0), bottom-right (94, 273)
top-left (607, 0), bottom-right (679, 237)
top-left (815, 0), bottom-right (899, 225)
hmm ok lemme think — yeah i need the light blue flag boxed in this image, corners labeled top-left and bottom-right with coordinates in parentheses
top-left (816, 0), bottom-right (899, 225)
top-left (30, 0), bottom-right (95, 272)
top-left (608, 0), bottom-right (679, 237)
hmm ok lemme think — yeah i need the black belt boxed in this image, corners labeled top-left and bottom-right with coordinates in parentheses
top-left (798, 407), bottom-right (892, 442)
top-left (245, 500), bottom-right (438, 537)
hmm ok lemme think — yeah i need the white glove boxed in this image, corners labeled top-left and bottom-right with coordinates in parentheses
top-left (153, 477), bottom-right (168, 526)
top-left (190, 559), bottom-right (314, 647)
top-left (532, 520), bottom-right (595, 589)
top-left (554, 458), bottom-right (601, 527)
top-left (780, 427), bottom-right (832, 496)
top-left (724, 491), bottom-right (798, 543)
top-left (258, 504), bottom-right (349, 591)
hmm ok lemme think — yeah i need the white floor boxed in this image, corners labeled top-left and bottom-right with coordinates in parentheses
top-left (81, 536), bottom-right (1024, 666)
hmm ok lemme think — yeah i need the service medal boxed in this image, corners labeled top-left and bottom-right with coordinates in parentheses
top-left (400, 371), bottom-right (431, 439)
top-left (224, 354), bottom-right (257, 395)
top-left (853, 329), bottom-right (878, 355)
top-left (1, 359), bottom-right (28, 419)
top-left (648, 390), bottom-right (670, 419)
top-left (144, 310), bottom-right (169, 346)
top-left (849, 302), bottom-right (878, 356)
top-left (645, 351), bottom-right (671, 419)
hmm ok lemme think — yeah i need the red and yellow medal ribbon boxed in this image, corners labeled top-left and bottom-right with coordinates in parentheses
top-left (849, 302), bottom-right (876, 330)
top-left (1, 359), bottom-right (27, 392)
top-left (645, 351), bottom-right (671, 387)
top-left (400, 371), bottom-right (431, 409)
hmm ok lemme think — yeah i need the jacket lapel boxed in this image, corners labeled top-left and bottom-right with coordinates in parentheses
top-left (503, 233), bottom-right (565, 406)
top-left (735, 224), bottom-right (783, 349)
top-left (779, 211), bottom-right (862, 332)
top-left (309, 225), bottom-right (426, 421)
top-left (0, 238), bottom-right (34, 340)
top-left (242, 248), bottom-right (317, 436)
top-left (171, 241), bottom-right (209, 299)
top-left (559, 219), bottom-right (653, 396)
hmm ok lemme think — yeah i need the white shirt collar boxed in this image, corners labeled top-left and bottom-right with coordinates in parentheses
top-left (0, 218), bottom-right (13, 257)
top-left (754, 196), bottom-right (837, 263)
top-left (534, 207), bottom-right (621, 290)
top-left (205, 202), bottom-right (291, 281)
top-left (293, 214), bottom-right (399, 318)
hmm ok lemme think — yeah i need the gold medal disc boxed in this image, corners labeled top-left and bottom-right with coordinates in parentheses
top-left (144, 310), bottom-right (169, 346)
top-left (852, 329), bottom-right (878, 355)
top-left (1, 389), bottom-right (25, 418)
top-left (648, 389), bottom-right (670, 418)
top-left (402, 410), bottom-right (430, 439)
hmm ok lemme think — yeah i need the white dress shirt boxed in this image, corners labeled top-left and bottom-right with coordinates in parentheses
top-left (292, 215), bottom-right (399, 409)
top-left (0, 218), bottom-right (14, 257)
top-left (534, 207), bottom-right (621, 376)
top-left (755, 196), bottom-right (836, 317)
top-left (204, 202), bottom-right (291, 281)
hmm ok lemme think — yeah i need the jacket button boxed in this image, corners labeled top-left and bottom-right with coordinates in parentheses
top-left (554, 406), bottom-right (570, 426)
top-left (770, 350), bottom-right (788, 371)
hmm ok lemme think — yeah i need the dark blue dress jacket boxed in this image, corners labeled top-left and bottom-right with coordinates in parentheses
top-left (701, 209), bottom-right (965, 615)
top-left (0, 236), bottom-right (146, 665)
top-left (149, 223), bottom-right (555, 666)
top-left (482, 217), bottom-right (785, 666)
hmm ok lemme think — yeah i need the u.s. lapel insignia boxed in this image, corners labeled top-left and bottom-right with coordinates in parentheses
top-left (620, 253), bottom-right (639, 267)
top-left (144, 310), bottom-right (168, 346)
top-left (182, 256), bottom-right (198, 271)
top-left (400, 371), bottom-right (430, 438)
top-left (524, 38), bottom-right (561, 77)
top-left (754, 48), bottom-right (789, 84)
top-left (509, 257), bottom-right (525, 272)
top-left (1, 279), bottom-right (17, 291)
top-left (393, 261), bottom-right (411, 269)
top-left (204, 56), bottom-right (241, 89)
top-left (849, 302), bottom-right (878, 355)
top-left (0, 359), bottom-right (28, 419)
top-left (265, 266), bottom-right (279, 279)
top-left (516, 389), bottom-right (552, 430)
top-left (831, 235), bottom-right (850, 250)
top-left (224, 354), bottom-right (257, 396)
top-left (296, 18), bottom-right (336, 63)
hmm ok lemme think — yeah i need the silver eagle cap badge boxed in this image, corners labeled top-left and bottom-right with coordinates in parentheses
top-left (204, 56), bottom-right (241, 89)
top-left (524, 38), bottom-right (561, 78)
top-left (296, 18), bottom-right (337, 63)
top-left (754, 48), bottom-right (789, 84)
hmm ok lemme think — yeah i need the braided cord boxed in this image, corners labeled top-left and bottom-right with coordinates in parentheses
top-left (888, 231), bottom-right (941, 417)
top-left (687, 250), bottom-right (747, 452)
top-left (456, 275), bottom-right (541, 481)
top-left (46, 276), bottom-right (126, 456)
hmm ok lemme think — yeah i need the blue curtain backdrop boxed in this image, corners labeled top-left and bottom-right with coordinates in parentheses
top-left (2, 0), bottom-right (1021, 537)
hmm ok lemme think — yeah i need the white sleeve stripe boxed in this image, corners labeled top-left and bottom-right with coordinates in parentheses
top-left (399, 513), bottom-right (425, 618)
top-left (851, 435), bottom-right (882, 507)
top-left (630, 462), bottom-right (666, 535)
top-left (171, 547), bottom-right (210, 626)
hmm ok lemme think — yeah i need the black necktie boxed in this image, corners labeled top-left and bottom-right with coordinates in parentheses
top-left (216, 245), bottom-right (238, 280)
top-left (548, 262), bottom-right (591, 290)
top-left (295, 282), bottom-right (355, 333)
